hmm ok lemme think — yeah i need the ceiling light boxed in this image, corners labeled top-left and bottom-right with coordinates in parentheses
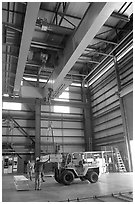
top-left (3, 93), bottom-right (9, 97)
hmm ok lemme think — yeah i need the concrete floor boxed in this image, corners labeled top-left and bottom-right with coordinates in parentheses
top-left (2, 172), bottom-right (133, 202)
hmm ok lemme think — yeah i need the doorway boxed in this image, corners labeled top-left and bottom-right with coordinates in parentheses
top-left (2, 156), bottom-right (18, 174)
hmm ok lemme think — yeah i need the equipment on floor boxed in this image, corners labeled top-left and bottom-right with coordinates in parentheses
top-left (59, 191), bottom-right (133, 202)
top-left (53, 151), bottom-right (100, 185)
top-left (115, 148), bottom-right (127, 172)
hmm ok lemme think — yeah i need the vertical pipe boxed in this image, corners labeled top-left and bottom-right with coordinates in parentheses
top-left (35, 98), bottom-right (41, 158)
top-left (113, 55), bottom-right (132, 171)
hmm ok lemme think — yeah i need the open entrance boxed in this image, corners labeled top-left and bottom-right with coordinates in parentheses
top-left (2, 156), bottom-right (18, 174)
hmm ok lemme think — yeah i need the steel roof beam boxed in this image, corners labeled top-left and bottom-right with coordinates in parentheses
top-left (3, 22), bottom-right (23, 33)
top-left (94, 37), bottom-right (118, 46)
top-left (39, 8), bottom-right (81, 20)
top-left (51, 2), bottom-right (61, 25)
top-left (111, 11), bottom-right (130, 22)
top-left (62, 16), bottom-right (76, 28)
top-left (84, 49), bottom-right (113, 57)
top-left (35, 27), bottom-right (67, 36)
top-left (13, 2), bottom-right (41, 94)
top-left (2, 8), bottom-right (25, 15)
top-left (84, 31), bottom-right (132, 82)
top-left (45, 2), bottom-right (123, 94)
top-left (77, 59), bottom-right (99, 64)
top-left (58, 2), bottom-right (70, 26)
top-left (2, 96), bottom-right (88, 108)
top-left (3, 43), bottom-right (19, 49)
top-left (39, 8), bottom-right (129, 22)
top-left (103, 23), bottom-right (130, 32)
top-left (31, 40), bottom-right (63, 50)
top-left (2, 51), bottom-right (18, 59)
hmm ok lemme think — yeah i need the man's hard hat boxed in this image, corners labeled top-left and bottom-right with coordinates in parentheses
top-left (36, 157), bottom-right (40, 161)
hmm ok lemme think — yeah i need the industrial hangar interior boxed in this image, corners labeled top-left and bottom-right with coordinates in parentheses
top-left (2, 1), bottom-right (133, 202)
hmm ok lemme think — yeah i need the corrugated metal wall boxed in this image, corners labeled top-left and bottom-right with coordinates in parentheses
top-left (2, 104), bottom-right (35, 153)
top-left (41, 85), bottom-right (85, 153)
top-left (2, 85), bottom-right (85, 155)
top-left (90, 48), bottom-right (133, 150)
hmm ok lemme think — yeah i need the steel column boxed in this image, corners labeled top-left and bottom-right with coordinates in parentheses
top-left (35, 98), bottom-right (41, 158)
top-left (113, 55), bottom-right (132, 172)
top-left (82, 83), bottom-right (93, 151)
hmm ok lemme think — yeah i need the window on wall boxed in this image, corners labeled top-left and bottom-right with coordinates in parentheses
top-left (54, 105), bottom-right (70, 113)
top-left (2, 102), bottom-right (22, 110)
top-left (54, 88), bottom-right (70, 113)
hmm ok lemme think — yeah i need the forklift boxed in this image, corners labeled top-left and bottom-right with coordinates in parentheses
top-left (53, 152), bottom-right (100, 185)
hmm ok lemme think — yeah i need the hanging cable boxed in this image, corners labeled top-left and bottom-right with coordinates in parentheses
top-left (46, 98), bottom-right (55, 153)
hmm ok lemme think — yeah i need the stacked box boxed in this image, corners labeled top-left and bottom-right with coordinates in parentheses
top-left (14, 175), bottom-right (29, 191)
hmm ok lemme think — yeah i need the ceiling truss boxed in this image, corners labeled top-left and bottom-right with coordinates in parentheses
top-left (2, 2), bottom-right (133, 98)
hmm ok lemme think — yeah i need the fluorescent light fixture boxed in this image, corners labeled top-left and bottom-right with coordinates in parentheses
top-left (14, 95), bottom-right (19, 98)
top-left (3, 94), bottom-right (9, 97)
top-left (54, 98), bottom-right (69, 102)
top-left (71, 83), bottom-right (87, 87)
top-left (71, 83), bottom-right (81, 87)
top-left (39, 79), bottom-right (47, 83)
top-left (48, 79), bottom-right (55, 84)
top-left (23, 77), bottom-right (47, 83)
top-left (23, 77), bottom-right (36, 81)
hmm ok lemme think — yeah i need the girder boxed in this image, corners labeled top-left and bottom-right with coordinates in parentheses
top-left (44, 2), bottom-right (123, 97)
top-left (13, 2), bottom-right (41, 94)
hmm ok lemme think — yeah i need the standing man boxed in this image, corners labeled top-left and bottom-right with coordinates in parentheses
top-left (34, 156), bottom-right (50, 190)
top-left (27, 160), bottom-right (33, 181)
top-left (41, 164), bottom-right (45, 182)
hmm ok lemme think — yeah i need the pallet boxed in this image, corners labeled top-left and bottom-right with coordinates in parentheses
top-left (14, 175), bottom-right (29, 191)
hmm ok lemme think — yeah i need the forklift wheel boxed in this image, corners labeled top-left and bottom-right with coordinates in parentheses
top-left (61, 170), bottom-right (74, 185)
top-left (54, 169), bottom-right (62, 184)
top-left (87, 171), bottom-right (98, 183)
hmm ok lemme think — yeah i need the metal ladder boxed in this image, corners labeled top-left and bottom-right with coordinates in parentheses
top-left (115, 148), bottom-right (126, 172)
